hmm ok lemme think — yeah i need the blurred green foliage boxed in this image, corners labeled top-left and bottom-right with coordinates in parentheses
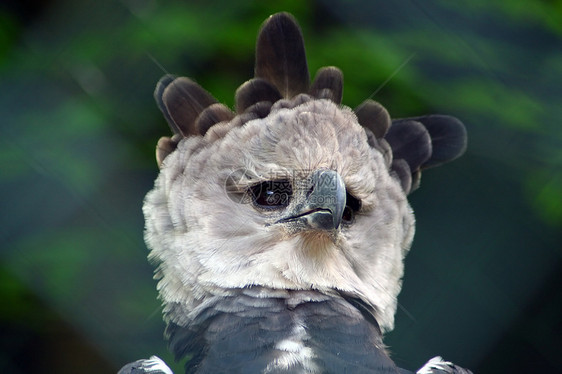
top-left (1, 0), bottom-right (561, 373)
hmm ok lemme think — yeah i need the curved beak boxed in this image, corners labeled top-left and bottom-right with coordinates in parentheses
top-left (277, 169), bottom-right (346, 231)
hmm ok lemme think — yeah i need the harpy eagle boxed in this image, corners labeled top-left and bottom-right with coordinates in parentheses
top-left (119, 12), bottom-right (471, 374)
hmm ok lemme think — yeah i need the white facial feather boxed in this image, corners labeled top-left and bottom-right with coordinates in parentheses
top-left (144, 99), bottom-right (414, 332)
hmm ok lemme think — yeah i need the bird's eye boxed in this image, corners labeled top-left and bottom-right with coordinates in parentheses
top-left (342, 192), bottom-right (361, 223)
top-left (249, 179), bottom-right (292, 209)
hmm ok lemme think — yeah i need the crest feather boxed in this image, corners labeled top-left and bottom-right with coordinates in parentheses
top-left (151, 12), bottom-right (467, 195)
top-left (156, 134), bottom-right (182, 168)
top-left (195, 103), bottom-right (235, 135)
top-left (161, 77), bottom-right (218, 137)
top-left (235, 78), bottom-right (282, 113)
top-left (355, 99), bottom-right (391, 139)
top-left (309, 66), bottom-right (344, 103)
top-left (154, 74), bottom-right (179, 134)
top-left (390, 159), bottom-right (413, 195)
top-left (410, 115), bottom-right (467, 169)
top-left (384, 120), bottom-right (432, 173)
top-left (255, 12), bottom-right (310, 98)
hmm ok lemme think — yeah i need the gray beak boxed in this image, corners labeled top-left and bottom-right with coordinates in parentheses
top-left (278, 169), bottom-right (346, 231)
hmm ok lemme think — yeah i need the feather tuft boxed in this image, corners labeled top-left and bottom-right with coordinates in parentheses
top-left (384, 120), bottom-right (432, 174)
top-left (309, 66), bottom-right (343, 103)
top-left (161, 77), bottom-right (218, 137)
top-left (255, 12), bottom-right (310, 98)
top-left (355, 99), bottom-right (391, 138)
top-left (390, 159), bottom-right (413, 194)
top-left (156, 135), bottom-right (182, 168)
top-left (195, 103), bottom-right (235, 135)
top-left (235, 78), bottom-right (282, 114)
top-left (414, 115), bottom-right (467, 169)
top-left (154, 74), bottom-right (179, 134)
top-left (243, 101), bottom-right (273, 119)
top-left (151, 12), bottom-right (466, 195)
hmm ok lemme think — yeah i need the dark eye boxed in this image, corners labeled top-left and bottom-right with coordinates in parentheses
top-left (342, 192), bottom-right (361, 223)
top-left (250, 179), bottom-right (292, 209)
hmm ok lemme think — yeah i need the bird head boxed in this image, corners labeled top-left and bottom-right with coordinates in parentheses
top-left (144, 13), bottom-right (466, 332)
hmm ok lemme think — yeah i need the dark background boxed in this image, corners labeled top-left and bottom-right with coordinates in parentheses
top-left (1, 0), bottom-right (560, 373)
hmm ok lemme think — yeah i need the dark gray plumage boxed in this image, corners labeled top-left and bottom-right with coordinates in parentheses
top-left (384, 119), bottom-right (431, 193)
top-left (255, 13), bottom-right (309, 98)
top-left (120, 12), bottom-right (471, 374)
top-left (161, 76), bottom-right (218, 137)
top-left (235, 78), bottom-right (282, 113)
top-left (355, 99), bottom-right (391, 138)
top-left (195, 103), bottom-right (234, 135)
top-left (309, 67), bottom-right (344, 104)
top-left (154, 74), bottom-right (178, 133)
top-left (407, 115), bottom-right (467, 169)
top-left (164, 289), bottom-right (406, 374)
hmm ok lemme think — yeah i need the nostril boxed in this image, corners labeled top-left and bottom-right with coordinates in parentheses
top-left (306, 185), bottom-right (314, 198)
